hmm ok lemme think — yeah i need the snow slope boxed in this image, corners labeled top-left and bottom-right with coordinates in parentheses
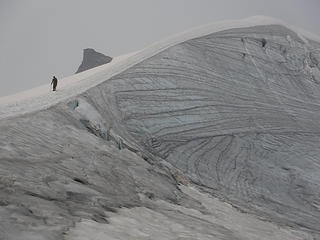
top-left (77, 22), bottom-right (320, 236)
top-left (1, 16), bottom-right (319, 119)
top-left (1, 16), bottom-right (320, 240)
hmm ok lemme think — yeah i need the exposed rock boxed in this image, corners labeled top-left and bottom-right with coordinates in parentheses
top-left (75, 48), bottom-right (112, 73)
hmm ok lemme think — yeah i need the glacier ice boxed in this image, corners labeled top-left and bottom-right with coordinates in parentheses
top-left (0, 17), bottom-right (320, 239)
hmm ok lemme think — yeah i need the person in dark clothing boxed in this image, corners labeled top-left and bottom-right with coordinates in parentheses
top-left (51, 76), bottom-right (58, 91)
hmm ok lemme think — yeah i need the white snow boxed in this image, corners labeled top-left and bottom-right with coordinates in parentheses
top-left (0, 16), bottom-right (319, 120)
top-left (75, 98), bottom-right (107, 130)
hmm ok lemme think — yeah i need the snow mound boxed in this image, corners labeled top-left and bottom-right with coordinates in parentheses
top-left (1, 16), bottom-right (319, 119)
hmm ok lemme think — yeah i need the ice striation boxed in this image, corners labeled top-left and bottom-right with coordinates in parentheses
top-left (0, 17), bottom-right (320, 239)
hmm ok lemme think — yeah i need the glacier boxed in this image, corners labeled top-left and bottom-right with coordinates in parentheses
top-left (0, 16), bottom-right (320, 239)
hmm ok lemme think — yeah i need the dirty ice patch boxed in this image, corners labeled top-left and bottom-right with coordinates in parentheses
top-left (65, 186), bottom-right (309, 240)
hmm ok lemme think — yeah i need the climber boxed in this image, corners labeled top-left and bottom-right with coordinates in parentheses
top-left (261, 38), bottom-right (267, 48)
top-left (51, 76), bottom-right (58, 91)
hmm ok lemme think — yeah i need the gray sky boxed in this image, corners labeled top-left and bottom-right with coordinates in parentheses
top-left (0, 0), bottom-right (319, 97)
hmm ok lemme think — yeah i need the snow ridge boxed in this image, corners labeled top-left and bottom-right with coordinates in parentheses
top-left (0, 16), bottom-right (319, 119)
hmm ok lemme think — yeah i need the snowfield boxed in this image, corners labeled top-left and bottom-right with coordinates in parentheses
top-left (1, 16), bottom-right (319, 119)
top-left (1, 16), bottom-right (320, 240)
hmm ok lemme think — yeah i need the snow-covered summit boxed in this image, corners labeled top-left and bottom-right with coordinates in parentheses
top-left (0, 16), bottom-right (319, 120)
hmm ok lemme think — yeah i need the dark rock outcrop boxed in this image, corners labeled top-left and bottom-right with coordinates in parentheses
top-left (75, 48), bottom-right (112, 73)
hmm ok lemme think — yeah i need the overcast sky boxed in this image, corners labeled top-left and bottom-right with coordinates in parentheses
top-left (0, 0), bottom-right (319, 97)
